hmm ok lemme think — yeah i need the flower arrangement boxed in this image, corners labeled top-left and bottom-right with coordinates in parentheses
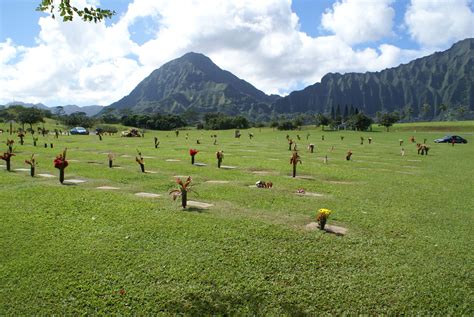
top-left (18, 131), bottom-right (25, 145)
top-left (169, 176), bottom-right (193, 208)
top-left (346, 150), bottom-right (352, 161)
top-left (1, 151), bottom-right (15, 171)
top-left (189, 149), bottom-right (198, 165)
top-left (135, 150), bottom-right (145, 172)
top-left (316, 208), bottom-right (332, 230)
top-left (290, 150), bottom-right (302, 178)
top-left (53, 148), bottom-right (68, 183)
top-left (6, 139), bottom-right (14, 152)
top-left (25, 154), bottom-right (37, 177)
top-left (296, 188), bottom-right (305, 194)
top-left (107, 152), bottom-right (115, 168)
top-left (216, 150), bottom-right (224, 168)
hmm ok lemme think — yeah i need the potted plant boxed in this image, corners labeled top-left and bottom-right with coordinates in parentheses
top-left (169, 176), bottom-right (193, 208)
top-left (53, 148), bottom-right (68, 183)
top-left (316, 208), bottom-right (332, 230)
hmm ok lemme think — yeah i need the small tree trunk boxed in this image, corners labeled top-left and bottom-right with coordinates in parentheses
top-left (50, 143), bottom-right (53, 148)
top-left (109, 160), bottom-right (113, 168)
top-left (292, 164), bottom-right (296, 178)
top-left (218, 159), bottom-right (222, 168)
top-left (99, 134), bottom-right (102, 141)
top-left (30, 166), bottom-right (35, 177)
top-left (181, 190), bottom-right (187, 208)
top-left (6, 160), bottom-right (11, 171)
top-left (8, 146), bottom-right (12, 152)
top-left (33, 140), bottom-right (37, 146)
top-left (20, 137), bottom-right (24, 145)
top-left (310, 147), bottom-right (313, 153)
top-left (44, 143), bottom-right (47, 148)
top-left (191, 156), bottom-right (195, 165)
top-left (59, 168), bottom-right (64, 183)
top-left (288, 144), bottom-right (292, 151)
top-left (140, 163), bottom-right (145, 173)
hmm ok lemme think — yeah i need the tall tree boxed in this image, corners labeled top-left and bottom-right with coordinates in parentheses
top-left (377, 112), bottom-right (399, 132)
top-left (18, 108), bottom-right (44, 130)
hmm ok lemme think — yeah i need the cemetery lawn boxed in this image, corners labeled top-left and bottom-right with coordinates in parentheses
top-left (1, 123), bottom-right (473, 314)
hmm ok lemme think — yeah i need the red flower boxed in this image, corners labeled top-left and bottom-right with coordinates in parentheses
top-left (189, 149), bottom-right (199, 156)
top-left (53, 155), bottom-right (68, 169)
top-left (0, 152), bottom-right (15, 160)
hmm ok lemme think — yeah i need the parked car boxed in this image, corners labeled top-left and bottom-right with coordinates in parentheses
top-left (70, 127), bottom-right (89, 135)
top-left (434, 135), bottom-right (467, 144)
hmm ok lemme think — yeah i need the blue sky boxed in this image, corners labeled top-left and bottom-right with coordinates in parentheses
top-left (0, 0), bottom-right (473, 107)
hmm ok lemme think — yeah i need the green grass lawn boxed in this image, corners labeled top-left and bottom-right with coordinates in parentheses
top-left (1, 122), bottom-right (473, 314)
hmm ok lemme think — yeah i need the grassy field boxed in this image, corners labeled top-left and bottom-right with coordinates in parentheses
top-left (1, 122), bottom-right (473, 314)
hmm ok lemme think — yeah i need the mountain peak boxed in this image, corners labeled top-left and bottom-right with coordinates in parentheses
top-left (105, 52), bottom-right (275, 115)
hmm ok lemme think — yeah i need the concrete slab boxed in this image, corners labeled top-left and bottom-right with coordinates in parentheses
top-left (187, 200), bottom-right (213, 208)
top-left (63, 179), bottom-right (87, 184)
top-left (38, 173), bottom-right (55, 178)
top-left (135, 192), bottom-right (161, 198)
top-left (96, 186), bottom-right (120, 190)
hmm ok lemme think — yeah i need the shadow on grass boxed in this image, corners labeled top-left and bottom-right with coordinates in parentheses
top-left (61, 182), bottom-right (77, 186)
top-left (183, 207), bottom-right (207, 213)
top-left (162, 291), bottom-right (307, 315)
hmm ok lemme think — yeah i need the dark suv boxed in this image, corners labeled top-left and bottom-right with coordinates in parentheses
top-left (434, 135), bottom-right (468, 144)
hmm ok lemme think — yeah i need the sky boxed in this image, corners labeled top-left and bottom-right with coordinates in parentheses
top-left (0, 0), bottom-right (473, 107)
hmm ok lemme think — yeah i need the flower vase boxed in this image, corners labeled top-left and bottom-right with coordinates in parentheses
top-left (181, 190), bottom-right (187, 208)
top-left (59, 168), bottom-right (64, 183)
top-left (319, 218), bottom-right (327, 230)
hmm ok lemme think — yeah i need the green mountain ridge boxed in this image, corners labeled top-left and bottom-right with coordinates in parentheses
top-left (275, 38), bottom-right (473, 118)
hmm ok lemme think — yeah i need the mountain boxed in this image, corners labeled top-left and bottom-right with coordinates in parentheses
top-left (2, 102), bottom-right (103, 116)
top-left (5, 101), bottom-right (49, 110)
top-left (274, 38), bottom-right (473, 117)
top-left (103, 52), bottom-right (278, 117)
top-left (52, 105), bottom-right (103, 116)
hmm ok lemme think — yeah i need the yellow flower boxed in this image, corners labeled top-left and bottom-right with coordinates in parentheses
top-left (318, 208), bottom-right (332, 216)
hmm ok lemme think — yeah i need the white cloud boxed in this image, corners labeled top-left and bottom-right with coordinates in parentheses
top-left (321, 0), bottom-right (395, 44)
top-left (0, 0), bottom-right (432, 107)
top-left (405, 0), bottom-right (474, 48)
